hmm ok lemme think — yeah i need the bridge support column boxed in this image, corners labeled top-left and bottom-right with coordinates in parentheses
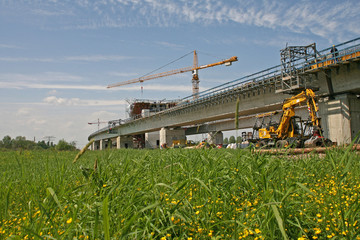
top-left (145, 131), bottom-right (160, 149)
top-left (99, 139), bottom-right (104, 150)
top-left (160, 127), bottom-right (186, 148)
top-left (92, 140), bottom-right (100, 150)
top-left (207, 131), bottom-right (223, 145)
top-left (116, 136), bottom-right (133, 149)
top-left (320, 93), bottom-right (360, 145)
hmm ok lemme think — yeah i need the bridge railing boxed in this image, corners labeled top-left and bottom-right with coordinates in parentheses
top-left (308, 37), bottom-right (360, 70)
top-left (177, 64), bottom-right (282, 106)
top-left (178, 37), bottom-right (360, 106)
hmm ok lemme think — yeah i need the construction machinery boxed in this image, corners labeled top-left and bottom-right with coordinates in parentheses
top-left (251, 89), bottom-right (331, 148)
top-left (107, 51), bottom-right (238, 99)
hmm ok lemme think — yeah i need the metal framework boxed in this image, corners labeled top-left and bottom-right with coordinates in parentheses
top-left (277, 43), bottom-right (317, 93)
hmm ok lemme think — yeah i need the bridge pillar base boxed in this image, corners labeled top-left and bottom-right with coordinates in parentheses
top-left (116, 136), bottom-right (133, 149)
top-left (160, 127), bottom-right (186, 148)
top-left (207, 131), bottom-right (223, 145)
top-left (99, 139), bottom-right (107, 150)
top-left (320, 93), bottom-right (360, 145)
top-left (145, 131), bottom-right (160, 149)
top-left (92, 140), bottom-right (100, 150)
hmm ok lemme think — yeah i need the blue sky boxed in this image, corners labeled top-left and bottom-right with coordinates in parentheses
top-left (1, 0), bottom-right (359, 147)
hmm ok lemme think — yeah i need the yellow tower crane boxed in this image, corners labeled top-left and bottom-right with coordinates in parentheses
top-left (107, 51), bottom-right (238, 99)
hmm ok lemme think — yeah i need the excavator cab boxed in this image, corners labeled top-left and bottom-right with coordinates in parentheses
top-left (252, 111), bottom-right (279, 139)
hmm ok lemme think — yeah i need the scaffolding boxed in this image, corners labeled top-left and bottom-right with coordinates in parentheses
top-left (276, 43), bottom-right (317, 93)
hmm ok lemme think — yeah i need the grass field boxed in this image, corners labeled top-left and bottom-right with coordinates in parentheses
top-left (0, 146), bottom-right (360, 239)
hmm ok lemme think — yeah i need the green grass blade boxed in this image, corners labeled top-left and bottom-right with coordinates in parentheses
top-left (103, 196), bottom-right (110, 240)
top-left (296, 182), bottom-right (315, 197)
top-left (93, 206), bottom-right (99, 239)
top-left (193, 177), bottom-right (212, 194)
top-left (271, 204), bottom-right (288, 240)
top-left (46, 187), bottom-right (63, 214)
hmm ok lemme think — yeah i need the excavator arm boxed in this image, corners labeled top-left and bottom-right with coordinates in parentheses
top-left (252, 88), bottom-right (331, 148)
top-left (275, 89), bottom-right (321, 139)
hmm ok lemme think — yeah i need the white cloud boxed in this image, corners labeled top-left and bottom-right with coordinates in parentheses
top-left (0, 55), bottom-right (134, 63)
top-left (0, 43), bottom-right (22, 49)
top-left (111, 84), bottom-right (193, 92)
top-left (107, 72), bottom-right (139, 77)
top-left (90, 110), bottom-right (119, 120)
top-left (0, 72), bottom-right (86, 85)
top-left (28, 118), bottom-right (47, 126)
top-left (47, 90), bottom-right (58, 95)
top-left (0, 57), bottom-right (55, 62)
top-left (16, 108), bottom-right (33, 116)
top-left (0, 72), bottom-right (192, 92)
top-left (43, 96), bottom-right (81, 105)
top-left (31, 8), bottom-right (73, 16)
top-left (43, 96), bottom-right (127, 106)
top-left (64, 55), bottom-right (134, 62)
top-left (155, 41), bottom-right (185, 49)
top-left (1, 1), bottom-right (359, 40)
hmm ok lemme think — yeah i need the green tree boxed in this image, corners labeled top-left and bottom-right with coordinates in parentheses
top-left (56, 139), bottom-right (76, 151)
top-left (229, 136), bottom-right (236, 143)
top-left (2, 135), bottom-right (12, 149)
top-left (37, 140), bottom-right (49, 149)
top-left (223, 137), bottom-right (229, 144)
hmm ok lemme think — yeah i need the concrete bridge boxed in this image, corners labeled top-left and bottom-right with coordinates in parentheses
top-left (89, 38), bottom-right (360, 149)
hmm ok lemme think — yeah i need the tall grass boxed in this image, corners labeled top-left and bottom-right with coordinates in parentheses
top-left (0, 147), bottom-right (359, 239)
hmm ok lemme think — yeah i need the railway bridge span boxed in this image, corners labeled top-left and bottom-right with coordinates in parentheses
top-left (89, 38), bottom-right (360, 149)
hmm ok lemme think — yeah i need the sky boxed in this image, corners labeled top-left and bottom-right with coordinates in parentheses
top-left (1, 0), bottom-right (359, 147)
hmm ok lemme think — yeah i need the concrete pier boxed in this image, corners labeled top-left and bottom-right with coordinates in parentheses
top-left (160, 127), bottom-right (186, 148)
top-left (320, 93), bottom-right (360, 145)
top-left (145, 131), bottom-right (160, 149)
top-left (116, 136), bottom-right (133, 149)
top-left (207, 131), bottom-right (223, 145)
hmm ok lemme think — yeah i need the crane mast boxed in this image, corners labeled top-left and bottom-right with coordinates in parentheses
top-left (107, 51), bottom-right (238, 99)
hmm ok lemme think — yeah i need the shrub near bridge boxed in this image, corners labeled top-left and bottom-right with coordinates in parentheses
top-left (0, 147), bottom-right (360, 239)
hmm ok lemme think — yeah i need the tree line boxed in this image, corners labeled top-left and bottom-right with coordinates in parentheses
top-left (0, 135), bottom-right (77, 151)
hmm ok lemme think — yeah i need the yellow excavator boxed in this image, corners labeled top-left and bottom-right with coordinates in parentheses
top-left (251, 89), bottom-right (331, 148)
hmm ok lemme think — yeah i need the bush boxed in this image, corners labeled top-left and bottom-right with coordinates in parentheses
top-left (55, 139), bottom-right (76, 151)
